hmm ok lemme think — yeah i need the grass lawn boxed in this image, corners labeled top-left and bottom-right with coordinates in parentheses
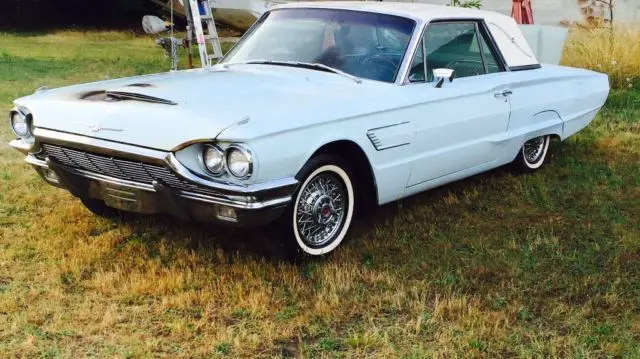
top-left (0, 30), bottom-right (639, 358)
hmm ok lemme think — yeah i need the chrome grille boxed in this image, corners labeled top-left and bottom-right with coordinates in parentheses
top-left (40, 144), bottom-right (220, 196)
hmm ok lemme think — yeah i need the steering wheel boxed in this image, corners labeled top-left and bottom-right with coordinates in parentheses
top-left (361, 55), bottom-right (398, 82)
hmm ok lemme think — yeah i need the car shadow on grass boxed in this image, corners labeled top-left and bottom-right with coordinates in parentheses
top-left (114, 212), bottom-right (297, 262)
top-left (117, 161), bottom-right (522, 267)
top-left (113, 140), bottom-right (601, 269)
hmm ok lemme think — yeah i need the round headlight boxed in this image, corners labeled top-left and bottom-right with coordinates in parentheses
top-left (10, 111), bottom-right (30, 138)
top-left (203, 145), bottom-right (225, 175)
top-left (226, 145), bottom-right (253, 178)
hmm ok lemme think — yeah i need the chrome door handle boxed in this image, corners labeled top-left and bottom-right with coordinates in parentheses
top-left (494, 89), bottom-right (513, 98)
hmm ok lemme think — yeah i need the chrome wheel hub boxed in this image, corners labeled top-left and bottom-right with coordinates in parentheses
top-left (296, 173), bottom-right (347, 247)
top-left (524, 136), bottom-right (546, 164)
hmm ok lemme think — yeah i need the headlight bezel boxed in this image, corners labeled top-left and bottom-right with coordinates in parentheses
top-left (201, 144), bottom-right (226, 176)
top-left (175, 141), bottom-right (256, 182)
top-left (9, 109), bottom-right (33, 139)
top-left (225, 144), bottom-right (253, 179)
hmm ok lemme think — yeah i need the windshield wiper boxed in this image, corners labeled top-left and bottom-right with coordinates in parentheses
top-left (225, 60), bottom-right (362, 84)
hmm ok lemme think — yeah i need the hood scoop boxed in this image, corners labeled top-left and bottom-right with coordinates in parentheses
top-left (105, 90), bottom-right (177, 105)
top-left (80, 89), bottom-right (177, 105)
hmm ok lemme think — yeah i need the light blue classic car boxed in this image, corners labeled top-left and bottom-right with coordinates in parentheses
top-left (9, 2), bottom-right (610, 255)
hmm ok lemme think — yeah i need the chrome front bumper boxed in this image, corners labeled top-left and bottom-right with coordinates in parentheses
top-left (10, 130), bottom-right (298, 226)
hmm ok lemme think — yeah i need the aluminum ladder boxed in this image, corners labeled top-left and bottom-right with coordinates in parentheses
top-left (187, 0), bottom-right (224, 68)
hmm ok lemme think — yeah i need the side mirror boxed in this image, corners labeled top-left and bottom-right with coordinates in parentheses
top-left (433, 68), bottom-right (455, 88)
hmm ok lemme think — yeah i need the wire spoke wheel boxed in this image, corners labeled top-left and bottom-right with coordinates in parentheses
top-left (516, 135), bottom-right (551, 171)
top-left (295, 172), bottom-right (348, 248)
top-left (523, 136), bottom-right (546, 164)
top-left (291, 160), bottom-right (355, 256)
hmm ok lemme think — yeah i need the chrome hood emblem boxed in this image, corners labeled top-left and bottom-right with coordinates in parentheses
top-left (85, 123), bottom-right (123, 133)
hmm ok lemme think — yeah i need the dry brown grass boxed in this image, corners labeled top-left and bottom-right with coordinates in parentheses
top-left (563, 25), bottom-right (640, 89)
top-left (0, 31), bottom-right (639, 358)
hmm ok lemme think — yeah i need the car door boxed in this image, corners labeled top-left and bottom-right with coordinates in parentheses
top-left (403, 21), bottom-right (513, 188)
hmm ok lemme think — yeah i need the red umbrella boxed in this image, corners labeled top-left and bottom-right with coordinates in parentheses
top-left (512, 0), bottom-right (535, 24)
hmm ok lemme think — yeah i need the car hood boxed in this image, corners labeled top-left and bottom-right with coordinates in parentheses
top-left (15, 65), bottom-right (385, 151)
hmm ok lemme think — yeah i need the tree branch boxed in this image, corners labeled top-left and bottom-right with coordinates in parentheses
top-left (593, 0), bottom-right (613, 7)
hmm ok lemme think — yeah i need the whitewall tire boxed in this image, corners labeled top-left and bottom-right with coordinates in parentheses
top-left (291, 163), bottom-right (355, 256)
top-left (515, 135), bottom-right (551, 171)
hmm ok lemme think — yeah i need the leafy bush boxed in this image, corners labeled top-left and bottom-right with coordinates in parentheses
top-left (450, 0), bottom-right (483, 9)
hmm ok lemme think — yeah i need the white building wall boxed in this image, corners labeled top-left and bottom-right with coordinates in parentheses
top-left (393, 0), bottom-right (640, 25)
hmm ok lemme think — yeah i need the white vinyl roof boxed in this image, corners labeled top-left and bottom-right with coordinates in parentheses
top-left (273, 1), bottom-right (539, 69)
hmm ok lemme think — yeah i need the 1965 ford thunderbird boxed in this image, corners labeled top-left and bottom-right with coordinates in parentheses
top-left (9, 2), bottom-right (609, 255)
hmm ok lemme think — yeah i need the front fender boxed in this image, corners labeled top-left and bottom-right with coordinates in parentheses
top-left (247, 127), bottom-right (375, 184)
top-left (243, 114), bottom-right (416, 205)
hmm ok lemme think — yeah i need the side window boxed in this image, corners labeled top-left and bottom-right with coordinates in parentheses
top-left (424, 23), bottom-right (486, 80)
top-left (408, 36), bottom-right (425, 83)
top-left (478, 28), bottom-right (502, 74)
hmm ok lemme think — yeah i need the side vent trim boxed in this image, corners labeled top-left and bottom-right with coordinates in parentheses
top-left (366, 121), bottom-right (412, 151)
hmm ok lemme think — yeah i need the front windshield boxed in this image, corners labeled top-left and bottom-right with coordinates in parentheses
top-left (222, 8), bottom-right (416, 83)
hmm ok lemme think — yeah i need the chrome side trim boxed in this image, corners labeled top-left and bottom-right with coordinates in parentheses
top-left (26, 155), bottom-right (293, 210)
top-left (509, 64), bottom-right (542, 71)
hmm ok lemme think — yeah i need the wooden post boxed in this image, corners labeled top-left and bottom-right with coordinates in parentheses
top-left (184, 0), bottom-right (195, 69)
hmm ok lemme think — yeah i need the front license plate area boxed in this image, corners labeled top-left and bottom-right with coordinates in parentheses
top-left (101, 184), bottom-right (147, 213)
